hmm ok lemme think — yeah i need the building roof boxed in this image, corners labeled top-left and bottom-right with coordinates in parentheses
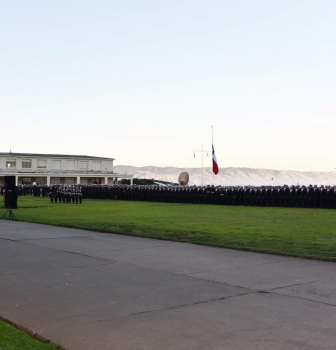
top-left (0, 152), bottom-right (115, 160)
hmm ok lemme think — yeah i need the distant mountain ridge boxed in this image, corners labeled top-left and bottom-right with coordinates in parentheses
top-left (114, 165), bottom-right (336, 186)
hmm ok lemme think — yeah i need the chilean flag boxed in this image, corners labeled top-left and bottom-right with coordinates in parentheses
top-left (212, 144), bottom-right (219, 175)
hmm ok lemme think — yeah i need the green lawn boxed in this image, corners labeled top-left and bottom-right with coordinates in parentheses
top-left (6, 196), bottom-right (336, 261)
top-left (0, 319), bottom-right (61, 350)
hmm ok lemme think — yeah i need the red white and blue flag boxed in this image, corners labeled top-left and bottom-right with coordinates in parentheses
top-left (212, 144), bottom-right (219, 175)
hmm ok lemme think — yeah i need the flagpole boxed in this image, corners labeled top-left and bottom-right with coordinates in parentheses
top-left (212, 125), bottom-right (213, 144)
top-left (212, 125), bottom-right (214, 185)
top-left (193, 143), bottom-right (211, 186)
top-left (201, 143), bottom-right (204, 185)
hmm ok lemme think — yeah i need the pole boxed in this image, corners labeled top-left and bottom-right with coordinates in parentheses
top-left (201, 144), bottom-right (203, 185)
top-left (212, 125), bottom-right (214, 185)
top-left (193, 143), bottom-right (211, 186)
top-left (212, 125), bottom-right (213, 144)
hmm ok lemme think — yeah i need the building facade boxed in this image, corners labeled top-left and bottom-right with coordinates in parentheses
top-left (0, 152), bottom-right (134, 186)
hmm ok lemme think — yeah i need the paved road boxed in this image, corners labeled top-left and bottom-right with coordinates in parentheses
top-left (0, 220), bottom-right (335, 350)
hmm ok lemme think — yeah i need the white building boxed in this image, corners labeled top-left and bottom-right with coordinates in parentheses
top-left (0, 152), bottom-right (134, 186)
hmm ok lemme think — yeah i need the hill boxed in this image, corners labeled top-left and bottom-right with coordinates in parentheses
top-left (114, 165), bottom-right (336, 186)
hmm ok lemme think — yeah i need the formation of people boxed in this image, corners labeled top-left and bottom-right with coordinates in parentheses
top-left (49, 185), bottom-right (83, 204)
top-left (10, 183), bottom-right (336, 209)
top-left (13, 185), bottom-right (83, 204)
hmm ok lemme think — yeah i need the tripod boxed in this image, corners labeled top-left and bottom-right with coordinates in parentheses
top-left (0, 210), bottom-right (18, 221)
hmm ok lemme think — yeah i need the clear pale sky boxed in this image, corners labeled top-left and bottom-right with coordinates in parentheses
top-left (1, 1), bottom-right (335, 171)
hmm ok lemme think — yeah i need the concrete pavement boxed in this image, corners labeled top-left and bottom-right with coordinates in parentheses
top-left (0, 220), bottom-right (335, 349)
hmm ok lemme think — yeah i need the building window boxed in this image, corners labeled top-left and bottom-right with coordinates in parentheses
top-left (51, 177), bottom-right (61, 185)
top-left (37, 160), bottom-right (47, 168)
top-left (6, 159), bottom-right (16, 168)
top-left (79, 161), bottom-right (88, 170)
top-left (22, 159), bottom-right (32, 169)
top-left (52, 160), bottom-right (61, 170)
top-left (80, 178), bottom-right (88, 184)
top-left (66, 160), bottom-right (75, 170)
top-left (22, 177), bottom-right (31, 185)
top-left (65, 177), bottom-right (76, 184)
top-left (36, 177), bottom-right (47, 185)
top-left (93, 161), bottom-right (101, 171)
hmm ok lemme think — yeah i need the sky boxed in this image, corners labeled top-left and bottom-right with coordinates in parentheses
top-left (1, 0), bottom-right (335, 172)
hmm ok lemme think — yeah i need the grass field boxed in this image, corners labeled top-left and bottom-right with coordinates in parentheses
top-left (5, 195), bottom-right (336, 261)
top-left (0, 319), bottom-right (61, 350)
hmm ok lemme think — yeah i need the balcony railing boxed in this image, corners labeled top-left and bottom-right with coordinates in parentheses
top-left (0, 169), bottom-right (116, 175)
